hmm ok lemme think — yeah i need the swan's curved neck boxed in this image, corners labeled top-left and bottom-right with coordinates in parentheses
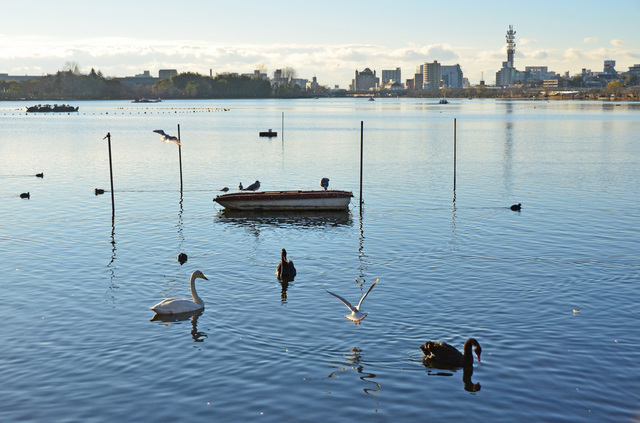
top-left (190, 274), bottom-right (204, 305)
top-left (462, 338), bottom-right (478, 365)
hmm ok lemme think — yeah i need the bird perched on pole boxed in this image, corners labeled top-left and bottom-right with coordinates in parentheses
top-left (320, 177), bottom-right (329, 190)
top-left (243, 180), bottom-right (261, 191)
top-left (153, 129), bottom-right (181, 146)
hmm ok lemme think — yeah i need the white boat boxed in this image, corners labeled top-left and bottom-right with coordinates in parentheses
top-left (213, 190), bottom-right (353, 211)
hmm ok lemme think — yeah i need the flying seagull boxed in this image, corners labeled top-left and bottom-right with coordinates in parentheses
top-left (153, 129), bottom-right (181, 146)
top-left (326, 278), bottom-right (379, 324)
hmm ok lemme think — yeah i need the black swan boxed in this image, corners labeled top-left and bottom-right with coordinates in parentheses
top-left (420, 337), bottom-right (482, 367)
top-left (510, 203), bottom-right (522, 211)
top-left (276, 248), bottom-right (296, 280)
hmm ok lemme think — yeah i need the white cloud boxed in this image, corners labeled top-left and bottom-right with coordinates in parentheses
top-left (583, 37), bottom-right (598, 44)
top-left (520, 38), bottom-right (537, 46)
top-left (611, 39), bottom-right (626, 47)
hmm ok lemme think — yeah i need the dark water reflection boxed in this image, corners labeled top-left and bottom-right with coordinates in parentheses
top-left (422, 360), bottom-right (481, 393)
top-left (150, 309), bottom-right (207, 343)
top-left (215, 209), bottom-right (353, 231)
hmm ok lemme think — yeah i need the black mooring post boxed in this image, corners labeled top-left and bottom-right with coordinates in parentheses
top-left (360, 121), bottom-right (364, 208)
top-left (453, 118), bottom-right (457, 193)
top-left (177, 124), bottom-right (183, 192)
top-left (104, 132), bottom-right (115, 217)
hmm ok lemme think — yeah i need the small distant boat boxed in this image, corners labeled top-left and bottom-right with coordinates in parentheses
top-left (439, 99), bottom-right (449, 104)
top-left (25, 104), bottom-right (78, 113)
top-left (214, 190), bottom-right (353, 211)
top-left (132, 98), bottom-right (162, 103)
top-left (368, 97), bottom-right (375, 101)
top-left (259, 129), bottom-right (278, 137)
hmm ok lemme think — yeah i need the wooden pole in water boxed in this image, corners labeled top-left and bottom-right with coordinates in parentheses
top-left (453, 118), bottom-right (457, 192)
top-left (177, 124), bottom-right (183, 192)
top-left (104, 132), bottom-right (115, 217)
top-left (360, 121), bottom-right (364, 208)
top-left (282, 112), bottom-right (284, 138)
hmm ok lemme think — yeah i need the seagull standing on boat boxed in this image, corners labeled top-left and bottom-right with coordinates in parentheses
top-left (276, 248), bottom-right (296, 280)
top-left (220, 187), bottom-right (229, 192)
top-left (320, 177), bottom-right (330, 190)
top-left (153, 129), bottom-right (181, 146)
top-left (326, 278), bottom-right (379, 325)
top-left (243, 180), bottom-right (261, 191)
top-left (238, 182), bottom-right (243, 190)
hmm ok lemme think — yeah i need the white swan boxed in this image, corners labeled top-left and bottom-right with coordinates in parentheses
top-left (150, 270), bottom-right (208, 315)
top-left (326, 278), bottom-right (379, 324)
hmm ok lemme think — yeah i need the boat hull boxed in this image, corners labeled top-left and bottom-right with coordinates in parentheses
top-left (214, 190), bottom-right (353, 211)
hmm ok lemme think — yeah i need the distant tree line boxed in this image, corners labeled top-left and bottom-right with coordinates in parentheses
top-left (0, 68), bottom-right (273, 100)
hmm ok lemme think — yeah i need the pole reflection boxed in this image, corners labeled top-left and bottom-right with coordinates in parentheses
top-left (325, 347), bottom-right (381, 396)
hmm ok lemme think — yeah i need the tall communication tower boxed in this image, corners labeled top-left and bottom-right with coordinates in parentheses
top-left (506, 25), bottom-right (516, 68)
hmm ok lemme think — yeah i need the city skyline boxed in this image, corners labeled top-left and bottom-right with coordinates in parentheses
top-left (2, 0), bottom-right (639, 87)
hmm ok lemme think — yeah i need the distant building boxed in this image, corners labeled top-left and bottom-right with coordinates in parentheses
top-left (242, 70), bottom-right (268, 79)
top-left (306, 76), bottom-right (319, 91)
top-left (628, 64), bottom-right (640, 77)
top-left (413, 69), bottom-right (423, 90)
top-left (159, 69), bottom-right (177, 79)
top-left (290, 78), bottom-right (308, 89)
top-left (119, 70), bottom-right (159, 87)
top-left (423, 61), bottom-right (441, 89)
top-left (441, 64), bottom-right (463, 88)
top-left (495, 25), bottom-right (522, 87)
top-left (0, 73), bottom-right (42, 82)
top-left (381, 68), bottom-right (402, 85)
top-left (351, 68), bottom-right (379, 91)
top-left (603, 60), bottom-right (617, 76)
top-left (524, 66), bottom-right (556, 82)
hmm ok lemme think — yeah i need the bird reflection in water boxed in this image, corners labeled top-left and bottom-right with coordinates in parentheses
top-left (421, 360), bottom-right (481, 393)
top-left (150, 309), bottom-right (207, 343)
top-left (325, 348), bottom-right (381, 396)
top-left (279, 277), bottom-right (293, 304)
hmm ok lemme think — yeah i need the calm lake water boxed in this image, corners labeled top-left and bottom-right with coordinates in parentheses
top-left (1, 98), bottom-right (639, 422)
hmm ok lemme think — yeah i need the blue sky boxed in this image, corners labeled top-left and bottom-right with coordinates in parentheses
top-left (1, 0), bottom-right (638, 86)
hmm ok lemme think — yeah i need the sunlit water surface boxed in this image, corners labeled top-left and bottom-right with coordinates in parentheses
top-left (1, 98), bottom-right (639, 422)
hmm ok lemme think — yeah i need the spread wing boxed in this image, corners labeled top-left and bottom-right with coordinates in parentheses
top-left (357, 278), bottom-right (379, 309)
top-left (153, 129), bottom-right (166, 136)
top-left (325, 289), bottom-right (356, 312)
